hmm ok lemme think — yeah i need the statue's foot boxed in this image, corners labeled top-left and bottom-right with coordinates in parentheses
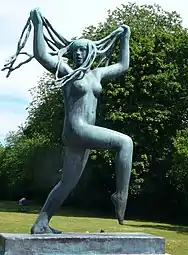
top-left (111, 193), bottom-right (127, 225)
top-left (30, 223), bottom-right (54, 234)
top-left (30, 223), bottom-right (62, 234)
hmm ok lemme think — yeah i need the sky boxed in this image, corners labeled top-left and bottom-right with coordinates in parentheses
top-left (0, 0), bottom-right (187, 144)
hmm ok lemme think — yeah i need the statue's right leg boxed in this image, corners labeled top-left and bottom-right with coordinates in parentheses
top-left (72, 123), bottom-right (133, 225)
top-left (31, 147), bottom-right (90, 234)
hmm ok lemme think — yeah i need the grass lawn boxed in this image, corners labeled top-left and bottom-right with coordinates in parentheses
top-left (0, 201), bottom-right (187, 255)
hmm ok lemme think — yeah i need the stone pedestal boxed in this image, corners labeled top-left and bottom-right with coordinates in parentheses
top-left (0, 232), bottom-right (169, 255)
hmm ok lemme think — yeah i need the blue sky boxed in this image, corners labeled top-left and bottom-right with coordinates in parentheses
top-left (0, 0), bottom-right (187, 144)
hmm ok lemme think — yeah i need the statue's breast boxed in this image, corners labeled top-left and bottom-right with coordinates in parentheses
top-left (69, 71), bottom-right (102, 98)
top-left (72, 80), bottom-right (88, 96)
top-left (92, 81), bottom-right (102, 98)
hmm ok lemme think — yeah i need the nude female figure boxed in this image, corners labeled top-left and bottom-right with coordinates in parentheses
top-left (29, 8), bottom-right (133, 234)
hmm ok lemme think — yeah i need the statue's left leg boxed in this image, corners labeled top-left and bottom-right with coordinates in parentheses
top-left (30, 147), bottom-right (90, 234)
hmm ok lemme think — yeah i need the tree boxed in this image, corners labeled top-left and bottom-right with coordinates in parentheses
top-left (0, 130), bottom-right (57, 199)
top-left (167, 128), bottom-right (188, 218)
top-left (25, 73), bottom-right (64, 146)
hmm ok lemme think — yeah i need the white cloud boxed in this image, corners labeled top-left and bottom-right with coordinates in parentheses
top-left (0, 110), bottom-right (27, 136)
top-left (0, 0), bottom-right (188, 143)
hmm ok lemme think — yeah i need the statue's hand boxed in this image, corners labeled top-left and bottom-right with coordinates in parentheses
top-left (112, 25), bottom-right (130, 38)
top-left (30, 8), bottom-right (43, 25)
top-left (121, 25), bottom-right (131, 38)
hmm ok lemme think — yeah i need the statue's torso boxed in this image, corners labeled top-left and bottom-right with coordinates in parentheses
top-left (62, 70), bottom-right (102, 141)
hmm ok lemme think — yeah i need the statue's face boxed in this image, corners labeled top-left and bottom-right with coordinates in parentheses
top-left (72, 39), bottom-right (88, 67)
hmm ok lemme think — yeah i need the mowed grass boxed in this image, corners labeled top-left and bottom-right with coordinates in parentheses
top-left (0, 202), bottom-right (187, 255)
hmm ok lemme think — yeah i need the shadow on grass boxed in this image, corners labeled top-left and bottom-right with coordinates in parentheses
top-left (0, 201), bottom-right (114, 219)
top-left (126, 222), bottom-right (188, 235)
top-left (0, 201), bottom-right (40, 214)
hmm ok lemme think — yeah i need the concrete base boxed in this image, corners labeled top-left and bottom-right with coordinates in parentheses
top-left (0, 232), bottom-right (168, 255)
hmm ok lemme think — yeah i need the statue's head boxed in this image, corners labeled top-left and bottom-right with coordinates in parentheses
top-left (71, 39), bottom-right (92, 68)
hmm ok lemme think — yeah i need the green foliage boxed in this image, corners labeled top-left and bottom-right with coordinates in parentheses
top-left (25, 73), bottom-right (64, 146)
top-left (168, 129), bottom-right (188, 202)
top-left (0, 131), bottom-right (51, 199)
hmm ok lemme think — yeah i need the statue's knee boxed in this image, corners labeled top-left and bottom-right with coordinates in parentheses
top-left (121, 135), bottom-right (133, 150)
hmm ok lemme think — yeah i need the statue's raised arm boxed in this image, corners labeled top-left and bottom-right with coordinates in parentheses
top-left (29, 8), bottom-right (72, 77)
top-left (2, 9), bottom-right (130, 88)
top-left (95, 25), bottom-right (130, 81)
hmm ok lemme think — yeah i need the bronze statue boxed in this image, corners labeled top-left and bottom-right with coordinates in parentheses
top-left (2, 8), bottom-right (133, 234)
